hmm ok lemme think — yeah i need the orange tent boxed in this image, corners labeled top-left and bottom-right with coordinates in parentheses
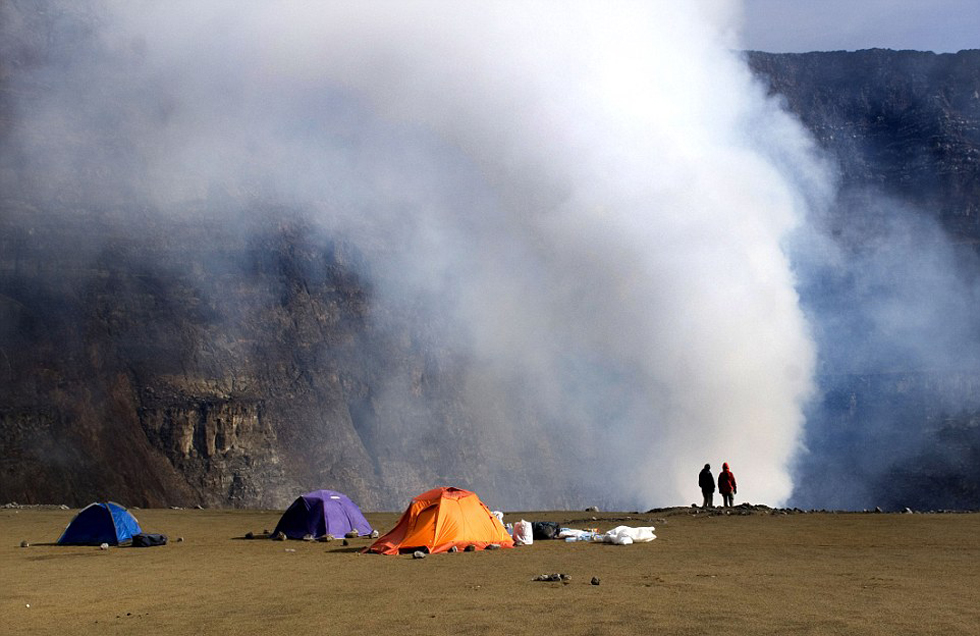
top-left (366, 486), bottom-right (514, 555)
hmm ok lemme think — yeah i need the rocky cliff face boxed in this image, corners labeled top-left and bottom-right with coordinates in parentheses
top-left (0, 201), bottom-right (561, 509)
top-left (2, 3), bottom-right (979, 511)
top-left (747, 49), bottom-right (980, 239)
top-left (748, 50), bottom-right (980, 510)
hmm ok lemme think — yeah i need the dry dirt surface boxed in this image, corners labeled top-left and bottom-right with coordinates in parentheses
top-left (3, 505), bottom-right (979, 635)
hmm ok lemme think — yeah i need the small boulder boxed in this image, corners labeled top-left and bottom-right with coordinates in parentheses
top-left (412, 550), bottom-right (427, 559)
top-left (464, 544), bottom-right (476, 552)
top-left (20, 540), bottom-right (29, 548)
top-left (244, 532), bottom-right (254, 540)
top-left (485, 543), bottom-right (501, 550)
top-left (591, 577), bottom-right (601, 586)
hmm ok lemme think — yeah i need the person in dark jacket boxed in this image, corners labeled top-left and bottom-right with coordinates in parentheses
top-left (718, 462), bottom-right (737, 507)
top-left (698, 463), bottom-right (715, 508)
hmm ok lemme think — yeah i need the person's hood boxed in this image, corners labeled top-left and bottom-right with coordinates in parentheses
top-left (722, 463), bottom-right (729, 470)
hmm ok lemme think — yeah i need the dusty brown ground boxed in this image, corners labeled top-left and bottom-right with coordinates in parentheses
top-left (3, 506), bottom-right (978, 635)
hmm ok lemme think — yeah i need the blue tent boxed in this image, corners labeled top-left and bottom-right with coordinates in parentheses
top-left (273, 490), bottom-right (373, 539)
top-left (58, 502), bottom-right (142, 545)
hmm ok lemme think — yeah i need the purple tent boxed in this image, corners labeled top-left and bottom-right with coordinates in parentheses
top-left (272, 490), bottom-right (373, 539)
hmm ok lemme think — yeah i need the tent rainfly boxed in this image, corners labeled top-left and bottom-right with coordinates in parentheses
top-left (366, 486), bottom-right (513, 555)
top-left (57, 502), bottom-right (142, 545)
top-left (272, 490), bottom-right (373, 539)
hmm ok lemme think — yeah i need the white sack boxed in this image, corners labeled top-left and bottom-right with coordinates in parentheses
top-left (513, 519), bottom-right (533, 546)
top-left (600, 526), bottom-right (657, 544)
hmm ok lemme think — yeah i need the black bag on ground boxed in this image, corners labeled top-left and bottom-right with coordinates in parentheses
top-left (131, 533), bottom-right (168, 547)
top-left (531, 521), bottom-right (561, 540)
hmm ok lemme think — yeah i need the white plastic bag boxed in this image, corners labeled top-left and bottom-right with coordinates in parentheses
top-left (513, 519), bottom-right (533, 546)
top-left (600, 525), bottom-right (656, 544)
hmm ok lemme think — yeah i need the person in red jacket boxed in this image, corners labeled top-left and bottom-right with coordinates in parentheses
top-left (718, 462), bottom-right (737, 507)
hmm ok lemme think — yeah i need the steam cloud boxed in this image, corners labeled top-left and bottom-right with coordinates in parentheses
top-left (3, 1), bottom-right (833, 508)
top-left (791, 189), bottom-right (980, 510)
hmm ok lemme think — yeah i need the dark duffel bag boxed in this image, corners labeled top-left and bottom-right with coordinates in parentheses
top-left (131, 533), bottom-right (168, 547)
top-left (531, 521), bottom-right (561, 540)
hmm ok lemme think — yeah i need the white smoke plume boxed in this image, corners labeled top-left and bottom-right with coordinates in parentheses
top-left (5, 1), bottom-right (831, 507)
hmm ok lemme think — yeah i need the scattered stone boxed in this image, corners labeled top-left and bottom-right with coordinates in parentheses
top-left (585, 506), bottom-right (599, 512)
top-left (317, 535), bottom-right (333, 543)
top-left (532, 573), bottom-right (570, 582)
top-left (875, 507), bottom-right (883, 513)
top-left (59, 504), bottom-right (69, 510)
top-left (370, 529), bottom-right (380, 539)
top-left (344, 530), bottom-right (359, 538)
top-left (449, 546), bottom-right (458, 553)
top-left (245, 532), bottom-right (254, 540)
top-left (263, 529), bottom-right (270, 535)
top-left (272, 531), bottom-right (287, 541)
top-left (303, 534), bottom-right (315, 542)
top-left (99, 543), bottom-right (109, 550)
top-left (591, 577), bottom-right (601, 586)
top-left (195, 504), bottom-right (204, 510)
top-left (176, 537), bottom-right (184, 542)
top-left (170, 506), bottom-right (182, 510)
top-left (342, 539), bottom-right (349, 546)
top-left (412, 550), bottom-right (427, 559)
top-left (904, 507), bottom-right (914, 514)
top-left (485, 543), bottom-right (501, 550)
top-left (464, 544), bottom-right (476, 552)
top-left (284, 548), bottom-right (296, 552)
top-left (20, 540), bottom-right (29, 548)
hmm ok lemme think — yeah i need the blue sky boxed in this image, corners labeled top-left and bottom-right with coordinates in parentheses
top-left (740, 0), bottom-right (980, 53)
